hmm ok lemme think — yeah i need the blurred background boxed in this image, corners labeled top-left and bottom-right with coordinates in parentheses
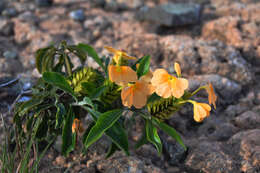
top-left (0, 0), bottom-right (260, 172)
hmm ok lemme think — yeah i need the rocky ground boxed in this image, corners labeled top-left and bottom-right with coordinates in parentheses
top-left (0, 0), bottom-right (260, 172)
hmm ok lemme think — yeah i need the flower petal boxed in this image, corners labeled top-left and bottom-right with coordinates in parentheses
top-left (174, 62), bottom-right (181, 77)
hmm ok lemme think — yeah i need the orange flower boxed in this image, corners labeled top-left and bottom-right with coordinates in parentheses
top-left (151, 69), bottom-right (188, 98)
top-left (205, 83), bottom-right (217, 109)
top-left (108, 65), bottom-right (138, 86)
top-left (104, 46), bottom-right (136, 64)
top-left (192, 102), bottom-right (211, 122)
top-left (121, 80), bottom-right (154, 109)
top-left (174, 62), bottom-right (181, 77)
top-left (72, 118), bottom-right (84, 134)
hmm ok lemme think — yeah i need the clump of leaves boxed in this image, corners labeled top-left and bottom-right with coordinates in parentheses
top-left (11, 41), bottom-right (217, 167)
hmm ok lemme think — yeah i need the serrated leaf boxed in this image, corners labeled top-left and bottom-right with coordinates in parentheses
top-left (84, 109), bottom-right (122, 149)
top-left (61, 107), bottom-right (75, 156)
top-left (146, 120), bottom-right (162, 154)
top-left (91, 85), bottom-right (108, 99)
top-left (77, 43), bottom-right (105, 72)
top-left (137, 55), bottom-right (150, 78)
top-left (84, 107), bottom-right (129, 155)
top-left (81, 82), bottom-right (96, 95)
top-left (152, 119), bottom-right (186, 151)
top-left (43, 72), bottom-right (77, 100)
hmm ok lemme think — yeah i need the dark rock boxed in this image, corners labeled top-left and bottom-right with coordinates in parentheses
top-left (228, 129), bottom-right (260, 173)
top-left (0, 18), bottom-right (14, 36)
top-left (2, 7), bottom-right (17, 17)
top-left (198, 120), bottom-right (239, 141)
top-left (224, 103), bottom-right (249, 118)
top-left (185, 141), bottom-right (238, 173)
top-left (35, 0), bottom-right (53, 7)
top-left (0, 58), bottom-right (23, 75)
top-left (163, 140), bottom-right (187, 166)
top-left (0, 1), bottom-right (6, 14)
top-left (136, 3), bottom-right (202, 27)
top-left (234, 111), bottom-right (260, 129)
top-left (69, 9), bottom-right (85, 22)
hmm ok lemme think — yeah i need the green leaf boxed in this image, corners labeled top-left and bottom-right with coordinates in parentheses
top-left (77, 97), bottom-right (94, 108)
top-left (90, 85), bottom-right (108, 99)
top-left (55, 103), bottom-right (66, 129)
top-left (153, 119), bottom-right (187, 151)
top-left (82, 121), bottom-right (95, 144)
top-left (82, 107), bottom-right (129, 155)
top-left (106, 142), bottom-right (119, 158)
top-left (61, 107), bottom-right (75, 156)
top-left (17, 98), bottom-right (43, 116)
top-left (137, 55), bottom-right (150, 78)
top-left (67, 45), bottom-right (87, 64)
top-left (35, 47), bottom-right (51, 74)
top-left (77, 43), bottom-right (105, 72)
top-left (84, 109), bottom-right (122, 149)
top-left (35, 114), bottom-right (48, 140)
top-left (81, 82), bottom-right (96, 95)
top-left (146, 120), bottom-right (162, 154)
top-left (43, 72), bottom-right (76, 99)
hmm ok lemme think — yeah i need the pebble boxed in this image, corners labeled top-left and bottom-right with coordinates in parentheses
top-left (136, 3), bottom-right (202, 26)
top-left (3, 51), bottom-right (17, 59)
top-left (69, 9), bottom-right (85, 22)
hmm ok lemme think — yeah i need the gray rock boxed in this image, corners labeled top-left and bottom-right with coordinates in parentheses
top-left (35, 0), bottom-right (53, 7)
top-left (161, 37), bottom-right (254, 85)
top-left (69, 9), bottom-right (85, 22)
top-left (0, 18), bottom-right (14, 36)
top-left (136, 3), bottom-right (202, 26)
top-left (234, 111), bottom-right (260, 129)
top-left (3, 51), bottom-right (17, 59)
top-left (189, 74), bottom-right (242, 104)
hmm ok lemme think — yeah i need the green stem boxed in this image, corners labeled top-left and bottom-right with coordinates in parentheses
top-left (190, 86), bottom-right (206, 97)
top-left (64, 53), bottom-right (72, 76)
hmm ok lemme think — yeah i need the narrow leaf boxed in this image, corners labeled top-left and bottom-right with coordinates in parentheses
top-left (146, 120), bottom-right (162, 154)
top-left (61, 107), bottom-right (75, 156)
top-left (84, 109), bottom-right (122, 149)
top-left (55, 103), bottom-right (66, 129)
top-left (137, 55), bottom-right (150, 78)
top-left (153, 119), bottom-right (186, 151)
top-left (77, 43), bottom-right (105, 71)
top-left (82, 107), bottom-right (129, 155)
top-left (43, 72), bottom-right (76, 99)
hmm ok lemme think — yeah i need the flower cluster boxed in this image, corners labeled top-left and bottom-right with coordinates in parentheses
top-left (105, 46), bottom-right (217, 122)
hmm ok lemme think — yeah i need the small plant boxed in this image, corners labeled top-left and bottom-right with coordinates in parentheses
top-left (7, 41), bottom-right (217, 170)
